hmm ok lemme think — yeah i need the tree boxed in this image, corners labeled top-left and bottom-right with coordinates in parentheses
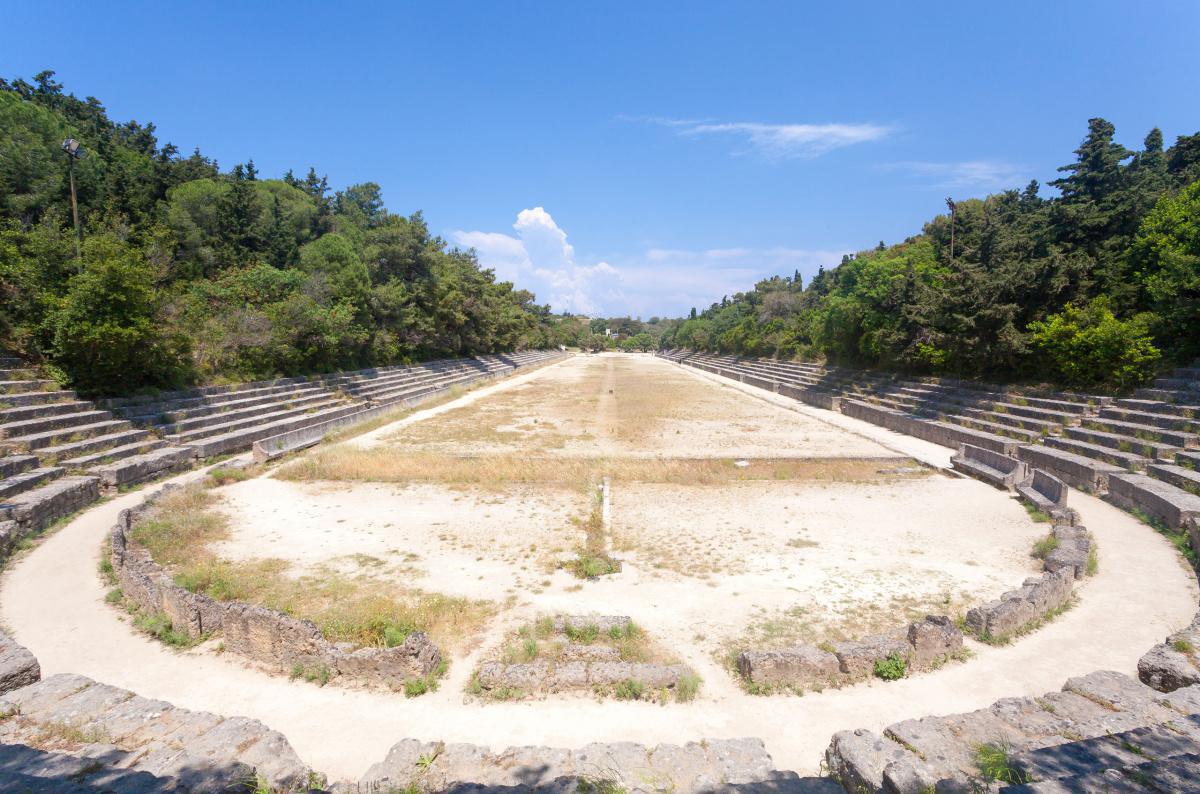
top-left (49, 235), bottom-right (191, 394)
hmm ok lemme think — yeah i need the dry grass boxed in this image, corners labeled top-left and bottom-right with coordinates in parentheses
top-left (275, 449), bottom-right (921, 490)
top-left (133, 485), bottom-right (494, 652)
top-left (496, 617), bottom-right (672, 666)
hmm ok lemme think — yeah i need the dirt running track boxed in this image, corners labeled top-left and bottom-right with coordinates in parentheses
top-left (1, 355), bottom-right (1196, 781)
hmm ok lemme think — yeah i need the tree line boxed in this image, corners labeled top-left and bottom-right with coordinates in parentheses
top-left (662, 119), bottom-right (1200, 389)
top-left (0, 71), bottom-right (577, 395)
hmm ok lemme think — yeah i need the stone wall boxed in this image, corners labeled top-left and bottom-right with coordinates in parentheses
top-left (842, 400), bottom-right (1019, 454)
top-left (736, 616), bottom-right (962, 691)
top-left (964, 569), bottom-right (1074, 642)
top-left (110, 485), bottom-right (442, 688)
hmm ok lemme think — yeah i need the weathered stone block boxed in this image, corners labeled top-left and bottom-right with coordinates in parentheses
top-left (736, 645), bottom-right (840, 687)
top-left (0, 631), bottom-right (39, 694)
top-left (906, 615), bottom-right (962, 668)
top-left (834, 635), bottom-right (911, 678)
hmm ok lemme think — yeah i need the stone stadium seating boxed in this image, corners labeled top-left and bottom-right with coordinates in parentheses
top-left (1, 350), bottom-right (563, 551)
top-left (659, 351), bottom-right (1200, 535)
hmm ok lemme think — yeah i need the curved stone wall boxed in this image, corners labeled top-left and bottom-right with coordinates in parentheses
top-left (109, 484), bottom-right (442, 688)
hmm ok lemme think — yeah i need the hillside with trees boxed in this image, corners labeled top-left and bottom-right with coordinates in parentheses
top-left (0, 71), bottom-right (573, 395)
top-left (664, 119), bottom-right (1200, 389)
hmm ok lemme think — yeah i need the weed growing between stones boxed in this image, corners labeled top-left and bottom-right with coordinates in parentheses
top-left (132, 612), bottom-right (197, 649)
top-left (674, 672), bottom-right (702, 702)
top-left (1031, 533), bottom-right (1060, 560)
top-left (1023, 503), bottom-right (1052, 523)
top-left (401, 659), bottom-right (448, 698)
top-left (973, 738), bottom-right (1030, 785)
top-left (289, 663), bottom-right (331, 687)
top-left (562, 489), bottom-right (621, 580)
top-left (966, 596), bottom-right (1078, 646)
top-left (873, 653), bottom-right (907, 681)
top-left (1173, 638), bottom-right (1195, 654)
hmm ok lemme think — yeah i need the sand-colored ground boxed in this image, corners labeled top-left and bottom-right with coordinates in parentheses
top-left (360, 353), bottom-right (894, 459)
top-left (1, 353), bottom-right (1196, 781)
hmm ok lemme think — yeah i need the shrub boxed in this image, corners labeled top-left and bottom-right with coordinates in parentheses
top-left (1027, 298), bottom-right (1160, 390)
top-left (873, 653), bottom-right (907, 681)
top-left (1173, 638), bottom-right (1195, 654)
top-left (133, 612), bottom-right (194, 648)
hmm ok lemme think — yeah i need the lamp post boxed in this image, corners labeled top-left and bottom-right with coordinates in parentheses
top-left (945, 197), bottom-right (957, 265)
top-left (61, 138), bottom-right (84, 258)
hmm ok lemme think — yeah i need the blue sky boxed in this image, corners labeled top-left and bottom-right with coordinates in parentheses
top-left (5, 1), bottom-right (1198, 317)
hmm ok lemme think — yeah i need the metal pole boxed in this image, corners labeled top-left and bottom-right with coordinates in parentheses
top-left (945, 197), bottom-right (956, 264)
top-left (68, 155), bottom-right (82, 259)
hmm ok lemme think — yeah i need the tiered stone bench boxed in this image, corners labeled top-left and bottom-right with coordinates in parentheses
top-left (952, 443), bottom-right (1028, 490)
top-left (824, 670), bottom-right (1200, 792)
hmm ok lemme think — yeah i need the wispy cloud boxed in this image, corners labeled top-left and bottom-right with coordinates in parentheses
top-left (628, 116), bottom-right (892, 160)
top-left (879, 160), bottom-right (1030, 191)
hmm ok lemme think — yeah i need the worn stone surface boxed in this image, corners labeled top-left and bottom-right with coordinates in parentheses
top-left (906, 615), bottom-right (962, 669)
top-left (736, 646), bottom-right (841, 687)
top-left (1138, 631), bottom-right (1200, 693)
top-left (0, 631), bottom-right (40, 695)
top-left (966, 569), bottom-right (1073, 641)
top-left (357, 736), bottom-right (800, 793)
top-left (0, 674), bottom-right (315, 791)
top-left (823, 671), bottom-right (1200, 793)
top-left (834, 634), bottom-right (911, 679)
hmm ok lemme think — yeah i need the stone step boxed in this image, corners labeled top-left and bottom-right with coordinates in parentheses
top-left (36, 429), bottom-right (156, 464)
top-left (159, 390), bottom-right (339, 435)
top-left (1107, 472), bottom-right (1200, 528)
top-left (1063, 426), bottom-right (1178, 461)
top-left (0, 368), bottom-right (38, 380)
top-left (186, 401), bottom-right (367, 458)
top-left (58, 437), bottom-right (168, 471)
top-left (1115, 398), bottom-right (1200, 419)
top-left (1172, 367), bottom-right (1200, 379)
top-left (1099, 406), bottom-right (1200, 434)
top-left (0, 466), bottom-right (63, 500)
top-left (1082, 417), bottom-right (1200, 449)
top-left (1043, 436), bottom-right (1150, 471)
top-left (145, 383), bottom-right (332, 424)
top-left (88, 446), bottom-right (195, 490)
top-left (0, 455), bottom-right (38, 479)
top-left (0, 400), bottom-right (93, 426)
top-left (1017, 444), bottom-right (1125, 494)
top-left (0, 390), bottom-right (77, 409)
top-left (118, 380), bottom-right (332, 420)
top-left (0, 356), bottom-right (22, 367)
top-left (956, 406), bottom-right (1063, 435)
top-left (946, 414), bottom-right (1042, 443)
top-left (0, 379), bottom-right (60, 395)
top-left (1146, 463), bottom-right (1200, 497)
top-left (366, 371), bottom-right (492, 405)
top-left (1007, 716), bottom-right (1200, 788)
top-left (1178, 451), bottom-right (1200, 470)
top-left (0, 475), bottom-right (99, 532)
top-left (0, 409), bottom-right (114, 440)
top-left (1134, 387), bottom-right (1200, 404)
top-left (1153, 377), bottom-right (1200, 392)
top-left (2, 419), bottom-right (133, 452)
top-left (167, 397), bottom-right (351, 443)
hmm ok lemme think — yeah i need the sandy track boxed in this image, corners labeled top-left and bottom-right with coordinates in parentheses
top-left (1, 356), bottom-right (1196, 781)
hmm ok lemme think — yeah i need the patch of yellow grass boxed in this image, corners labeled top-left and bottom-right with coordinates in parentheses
top-left (133, 485), bottom-right (494, 652)
top-left (275, 448), bottom-right (922, 490)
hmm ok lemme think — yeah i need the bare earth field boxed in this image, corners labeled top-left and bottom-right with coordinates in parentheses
top-left (2, 352), bottom-right (1195, 780)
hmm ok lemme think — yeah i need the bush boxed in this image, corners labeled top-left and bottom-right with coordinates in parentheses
top-left (1032, 534), bottom-right (1060, 560)
top-left (48, 235), bottom-right (192, 395)
top-left (613, 679), bottom-right (644, 701)
top-left (675, 672), bottom-right (702, 702)
top-left (873, 653), bottom-right (907, 681)
top-left (1027, 298), bottom-right (1161, 389)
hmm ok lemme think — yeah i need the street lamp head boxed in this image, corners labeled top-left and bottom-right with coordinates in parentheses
top-left (61, 138), bottom-right (84, 158)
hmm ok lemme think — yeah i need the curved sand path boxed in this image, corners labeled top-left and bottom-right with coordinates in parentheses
top-left (1, 358), bottom-right (1196, 781)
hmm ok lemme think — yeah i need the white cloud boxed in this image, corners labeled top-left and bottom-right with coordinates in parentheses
top-left (454, 209), bottom-right (846, 317)
top-left (452, 207), bottom-right (619, 316)
top-left (632, 116), bottom-right (892, 160)
top-left (879, 160), bottom-right (1030, 191)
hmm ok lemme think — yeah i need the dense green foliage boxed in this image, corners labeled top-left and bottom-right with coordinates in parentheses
top-left (0, 72), bottom-right (572, 394)
top-left (664, 119), bottom-right (1200, 388)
